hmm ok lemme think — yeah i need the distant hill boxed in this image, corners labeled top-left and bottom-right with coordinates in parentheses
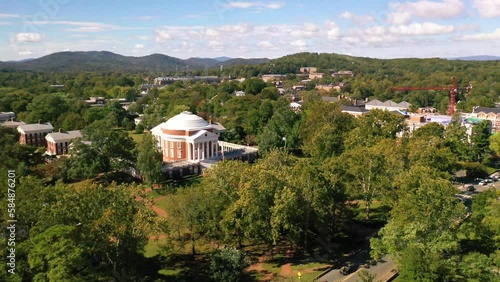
top-left (213, 56), bottom-right (233, 62)
top-left (0, 51), bottom-right (270, 73)
top-left (448, 55), bottom-right (500, 61)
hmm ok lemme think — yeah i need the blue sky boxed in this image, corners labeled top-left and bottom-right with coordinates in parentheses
top-left (0, 0), bottom-right (499, 61)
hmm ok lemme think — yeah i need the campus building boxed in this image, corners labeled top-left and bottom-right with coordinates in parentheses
top-left (17, 123), bottom-right (54, 147)
top-left (151, 111), bottom-right (225, 162)
top-left (45, 130), bottom-right (83, 156)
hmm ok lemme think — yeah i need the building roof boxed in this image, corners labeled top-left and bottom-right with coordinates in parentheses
top-left (2, 121), bottom-right (25, 128)
top-left (46, 130), bottom-right (83, 143)
top-left (211, 122), bottom-right (226, 132)
top-left (321, 96), bottom-right (340, 102)
top-left (366, 99), bottom-right (411, 108)
top-left (17, 123), bottom-right (53, 133)
top-left (473, 107), bottom-right (500, 114)
top-left (161, 111), bottom-right (212, 131)
top-left (341, 106), bottom-right (368, 113)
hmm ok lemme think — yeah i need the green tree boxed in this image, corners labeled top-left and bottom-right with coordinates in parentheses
top-left (371, 166), bottom-right (465, 264)
top-left (412, 122), bottom-right (445, 139)
top-left (137, 134), bottom-right (163, 185)
top-left (209, 247), bottom-right (250, 282)
top-left (471, 120), bottom-right (491, 162)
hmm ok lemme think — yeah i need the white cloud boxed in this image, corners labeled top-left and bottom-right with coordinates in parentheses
top-left (325, 21), bottom-right (341, 39)
top-left (257, 41), bottom-right (278, 50)
top-left (155, 29), bottom-right (173, 42)
top-left (387, 11), bottom-right (412, 25)
top-left (290, 39), bottom-right (308, 50)
top-left (389, 22), bottom-right (455, 35)
top-left (223, 2), bottom-right (284, 9)
top-left (290, 23), bottom-right (320, 38)
top-left (134, 44), bottom-right (144, 49)
top-left (15, 33), bottom-right (43, 42)
top-left (0, 22), bottom-right (12, 26)
top-left (137, 16), bottom-right (156, 20)
top-left (208, 40), bottom-right (224, 51)
top-left (0, 13), bottom-right (20, 18)
top-left (472, 0), bottom-right (500, 18)
top-left (457, 28), bottom-right (500, 40)
top-left (340, 11), bottom-right (376, 25)
top-left (29, 20), bottom-right (120, 32)
top-left (390, 0), bottom-right (464, 20)
top-left (18, 50), bottom-right (33, 56)
top-left (137, 35), bottom-right (149, 40)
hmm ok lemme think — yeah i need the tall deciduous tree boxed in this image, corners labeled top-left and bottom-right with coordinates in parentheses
top-left (137, 134), bottom-right (163, 185)
top-left (371, 166), bottom-right (465, 265)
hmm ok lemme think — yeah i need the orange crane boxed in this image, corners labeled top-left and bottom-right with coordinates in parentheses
top-left (390, 78), bottom-right (471, 116)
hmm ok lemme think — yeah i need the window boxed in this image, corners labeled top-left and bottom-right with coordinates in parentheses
top-left (177, 150), bottom-right (181, 158)
top-left (177, 142), bottom-right (181, 148)
top-left (170, 142), bottom-right (174, 148)
top-left (170, 149), bottom-right (174, 157)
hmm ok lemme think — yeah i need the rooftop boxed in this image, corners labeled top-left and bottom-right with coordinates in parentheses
top-left (18, 122), bottom-right (53, 132)
top-left (160, 111), bottom-right (212, 131)
top-left (473, 107), bottom-right (500, 114)
top-left (46, 130), bottom-right (83, 142)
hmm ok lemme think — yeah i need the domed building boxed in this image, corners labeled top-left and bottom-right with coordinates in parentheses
top-left (151, 111), bottom-right (223, 162)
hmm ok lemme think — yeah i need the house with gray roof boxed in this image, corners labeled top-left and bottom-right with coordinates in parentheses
top-left (17, 123), bottom-right (53, 147)
top-left (45, 130), bottom-right (83, 156)
top-left (365, 99), bottom-right (411, 112)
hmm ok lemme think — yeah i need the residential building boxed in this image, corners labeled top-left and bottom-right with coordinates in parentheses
top-left (299, 67), bottom-right (317, 73)
top-left (316, 84), bottom-right (341, 92)
top-left (17, 123), bottom-right (54, 146)
top-left (341, 106), bottom-right (368, 116)
top-left (234, 90), bottom-right (245, 97)
top-left (365, 99), bottom-right (411, 112)
top-left (0, 112), bottom-right (15, 123)
top-left (290, 102), bottom-right (302, 111)
top-left (470, 107), bottom-right (500, 132)
top-left (85, 97), bottom-right (106, 107)
top-left (332, 70), bottom-right (354, 77)
top-left (151, 111), bottom-right (223, 162)
top-left (45, 130), bottom-right (83, 156)
top-left (261, 74), bottom-right (285, 82)
top-left (309, 73), bottom-right (325, 79)
top-left (1, 121), bottom-right (26, 129)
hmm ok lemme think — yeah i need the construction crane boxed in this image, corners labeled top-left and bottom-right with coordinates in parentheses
top-left (390, 78), bottom-right (472, 116)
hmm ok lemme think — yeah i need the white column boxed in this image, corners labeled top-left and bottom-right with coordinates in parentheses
top-left (197, 143), bottom-right (200, 161)
top-left (209, 141), bottom-right (212, 158)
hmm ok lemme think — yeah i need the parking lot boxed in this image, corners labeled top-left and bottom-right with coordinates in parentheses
top-left (456, 172), bottom-right (500, 195)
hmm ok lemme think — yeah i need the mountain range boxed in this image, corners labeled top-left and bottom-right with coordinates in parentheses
top-left (0, 51), bottom-right (269, 72)
top-left (448, 55), bottom-right (500, 61)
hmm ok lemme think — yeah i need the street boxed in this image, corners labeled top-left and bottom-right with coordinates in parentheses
top-left (319, 251), bottom-right (395, 282)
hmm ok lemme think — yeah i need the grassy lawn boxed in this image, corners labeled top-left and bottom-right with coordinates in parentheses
top-left (155, 197), bottom-right (170, 212)
top-left (128, 130), bottom-right (144, 144)
top-left (353, 200), bottom-right (390, 223)
top-left (144, 238), bottom-right (169, 258)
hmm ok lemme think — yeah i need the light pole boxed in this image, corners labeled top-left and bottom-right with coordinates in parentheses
top-left (282, 136), bottom-right (287, 150)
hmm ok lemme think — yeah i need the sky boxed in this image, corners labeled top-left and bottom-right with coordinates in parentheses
top-left (0, 0), bottom-right (499, 61)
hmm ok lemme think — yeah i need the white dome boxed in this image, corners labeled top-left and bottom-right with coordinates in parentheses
top-left (162, 111), bottom-right (211, 131)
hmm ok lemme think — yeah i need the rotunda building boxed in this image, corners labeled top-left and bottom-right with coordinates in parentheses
top-left (151, 111), bottom-right (221, 162)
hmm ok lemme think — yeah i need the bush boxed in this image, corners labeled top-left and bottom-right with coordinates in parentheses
top-left (209, 247), bottom-right (250, 282)
top-left (134, 124), bottom-right (144, 134)
top-left (462, 162), bottom-right (489, 178)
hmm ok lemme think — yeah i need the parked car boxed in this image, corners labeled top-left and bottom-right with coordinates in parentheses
top-left (340, 265), bottom-right (352, 275)
top-left (466, 185), bottom-right (475, 191)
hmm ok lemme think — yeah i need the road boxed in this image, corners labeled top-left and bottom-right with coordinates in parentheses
top-left (319, 251), bottom-right (395, 282)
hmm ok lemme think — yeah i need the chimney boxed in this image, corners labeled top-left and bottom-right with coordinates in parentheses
top-left (354, 99), bottom-right (357, 106)
top-left (59, 128), bottom-right (62, 133)
top-left (38, 119), bottom-right (41, 124)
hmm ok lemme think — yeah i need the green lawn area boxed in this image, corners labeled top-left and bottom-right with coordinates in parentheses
top-left (353, 200), bottom-right (390, 223)
top-left (144, 238), bottom-right (169, 258)
top-left (155, 197), bottom-right (170, 212)
top-left (128, 130), bottom-right (144, 144)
